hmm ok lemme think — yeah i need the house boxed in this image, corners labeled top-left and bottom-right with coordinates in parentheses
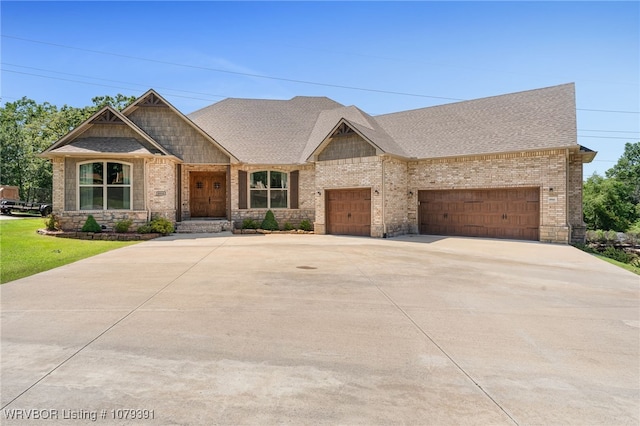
top-left (41, 83), bottom-right (595, 243)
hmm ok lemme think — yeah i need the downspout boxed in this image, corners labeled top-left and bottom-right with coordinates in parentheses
top-left (566, 148), bottom-right (571, 243)
top-left (176, 163), bottom-right (182, 223)
top-left (144, 158), bottom-right (150, 222)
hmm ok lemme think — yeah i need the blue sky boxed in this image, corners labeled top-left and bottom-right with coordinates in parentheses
top-left (2, 1), bottom-right (638, 178)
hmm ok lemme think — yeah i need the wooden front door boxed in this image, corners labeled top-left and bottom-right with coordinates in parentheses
top-left (189, 172), bottom-right (226, 218)
top-left (326, 188), bottom-right (371, 236)
top-left (418, 188), bottom-right (540, 241)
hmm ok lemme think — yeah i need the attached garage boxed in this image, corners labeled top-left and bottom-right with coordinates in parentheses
top-left (418, 188), bottom-right (540, 241)
top-left (326, 188), bottom-right (371, 236)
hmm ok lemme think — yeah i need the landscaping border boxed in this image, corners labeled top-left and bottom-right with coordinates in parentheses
top-left (37, 229), bottom-right (161, 241)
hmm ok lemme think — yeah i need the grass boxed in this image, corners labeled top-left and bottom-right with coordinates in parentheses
top-left (0, 218), bottom-right (139, 284)
top-left (594, 254), bottom-right (640, 275)
top-left (573, 243), bottom-right (640, 275)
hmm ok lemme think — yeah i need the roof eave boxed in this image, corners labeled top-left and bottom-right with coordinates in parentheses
top-left (409, 145), bottom-right (581, 162)
top-left (40, 151), bottom-right (182, 162)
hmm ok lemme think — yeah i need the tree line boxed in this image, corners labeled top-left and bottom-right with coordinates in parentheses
top-left (0, 94), bottom-right (135, 202)
top-left (583, 142), bottom-right (640, 232)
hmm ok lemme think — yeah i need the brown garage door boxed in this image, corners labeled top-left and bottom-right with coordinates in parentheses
top-left (419, 188), bottom-right (540, 240)
top-left (326, 189), bottom-right (371, 236)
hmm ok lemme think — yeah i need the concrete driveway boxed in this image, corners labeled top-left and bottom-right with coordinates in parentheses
top-left (1, 234), bottom-right (638, 425)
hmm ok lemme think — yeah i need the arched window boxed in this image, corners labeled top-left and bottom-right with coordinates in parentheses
top-left (249, 171), bottom-right (288, 209)
top-left (78, 161), bottom-right (131, 210)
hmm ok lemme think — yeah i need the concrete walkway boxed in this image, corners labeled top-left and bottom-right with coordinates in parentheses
top-left (1, 234), bottom-right (638, 425)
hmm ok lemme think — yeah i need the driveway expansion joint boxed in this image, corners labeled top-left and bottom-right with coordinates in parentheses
top-left (1, 239), bottom-right (229, 410)
top-left (354, 263), bottom-right (520, 425)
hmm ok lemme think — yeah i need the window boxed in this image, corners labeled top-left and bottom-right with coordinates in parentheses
top-left (79, 161), bottom-right (131, 210)
top-left (249, 171), bottom-right (287, 209)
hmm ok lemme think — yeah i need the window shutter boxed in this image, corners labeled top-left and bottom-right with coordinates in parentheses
top-left (290, 170), bottom-right (299, 209)
top-left (238, 170), bottom-right (247, 209)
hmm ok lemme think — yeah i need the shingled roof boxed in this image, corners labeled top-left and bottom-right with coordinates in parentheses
top-left (188, 96), bottom-right (344, 164)
top-left (52, 137), bottom-right (159, 155)
top-left (188, 83), bottom-right (578, 164)
top-left (375, 83), bottom-right (577, 159)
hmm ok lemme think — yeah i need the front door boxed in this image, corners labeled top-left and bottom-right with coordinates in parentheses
top-left (189, 172), bottom-right (226, 218)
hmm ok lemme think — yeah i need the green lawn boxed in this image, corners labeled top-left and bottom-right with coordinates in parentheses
top-left (594, 254), bottom-right (640, 275)
top-left (0, 218), bottom-right (138, 284)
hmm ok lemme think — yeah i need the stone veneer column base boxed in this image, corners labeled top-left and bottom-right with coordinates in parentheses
top-left (570, 225), bottom-right (587, 244)
top-left (58, 211), bottom-right (150, 232)
top-left (539, 225), bottom-right (570, 244)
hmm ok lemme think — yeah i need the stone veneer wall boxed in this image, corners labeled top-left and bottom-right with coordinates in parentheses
top-left (57, 210), bottom-right (149, 232)
top-left (408, 149), bottom-right (571, 243)
top-left (229, 164), bottom-right (315, 229)
top-left (314, 156), bottom-right (383, 236)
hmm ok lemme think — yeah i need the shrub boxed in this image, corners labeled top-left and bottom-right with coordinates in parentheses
top-left (242, 218), bottom-right (259, 229)
top-left (44, 214), bottom-right (59, 231)
top-left (136, 224), bottom-right (152, 234)
top-left (283, 221), bottom-right (294, 231)
top-left (260, 210), bottom-right (279, 231)
top-left (137, 217), bottom-right (174, 235)
top-left (595, 229), bottom-right (606, 244)
top-left (602, 246), bottom-right (634, 264)
top-left (299, 219), bottom-right (313, 232)
top-left (148, 217), bottom-right (174, 235)
top-left (585, 230), bottom-right (598, 244)
top-left (114, 219), bottom-right (133, 233)
top-left (81, 215), bottom-right (101, 233)
top-left (572, 243), bottom-right (598, 255)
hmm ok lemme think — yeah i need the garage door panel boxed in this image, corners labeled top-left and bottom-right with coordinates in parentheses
top-left (419, 188), bottom-right (540, 241)
top-left (327, 189), bottom-right (371, 237)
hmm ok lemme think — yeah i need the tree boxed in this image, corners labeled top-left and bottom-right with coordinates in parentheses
top-left (583, 173), bottom-right (636, 231)
top-left (0, 95), bottom-right (136, 201)
top-left (606, 142), bottom-right (640, 205)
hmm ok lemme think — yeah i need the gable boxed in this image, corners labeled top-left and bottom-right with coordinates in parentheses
top-left (89, 108), bottom-right (125, 125)
top-left (127, 106), bottom-right (230, 164)
top-left (317, 123), bottom-right (376, 161)
top-left (125, 91), bottom-right (234, 164)
top-left (41, 106), bottom-right (174, 159)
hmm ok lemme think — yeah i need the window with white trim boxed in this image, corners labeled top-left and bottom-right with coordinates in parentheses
top-left (79, 161), bottom-right (131, 210)
top-left (249, 171), bottom-right (288, 208)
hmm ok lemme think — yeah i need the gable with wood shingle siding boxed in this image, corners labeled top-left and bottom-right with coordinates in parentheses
top-left (127, 106), bottom-right (230, 164)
